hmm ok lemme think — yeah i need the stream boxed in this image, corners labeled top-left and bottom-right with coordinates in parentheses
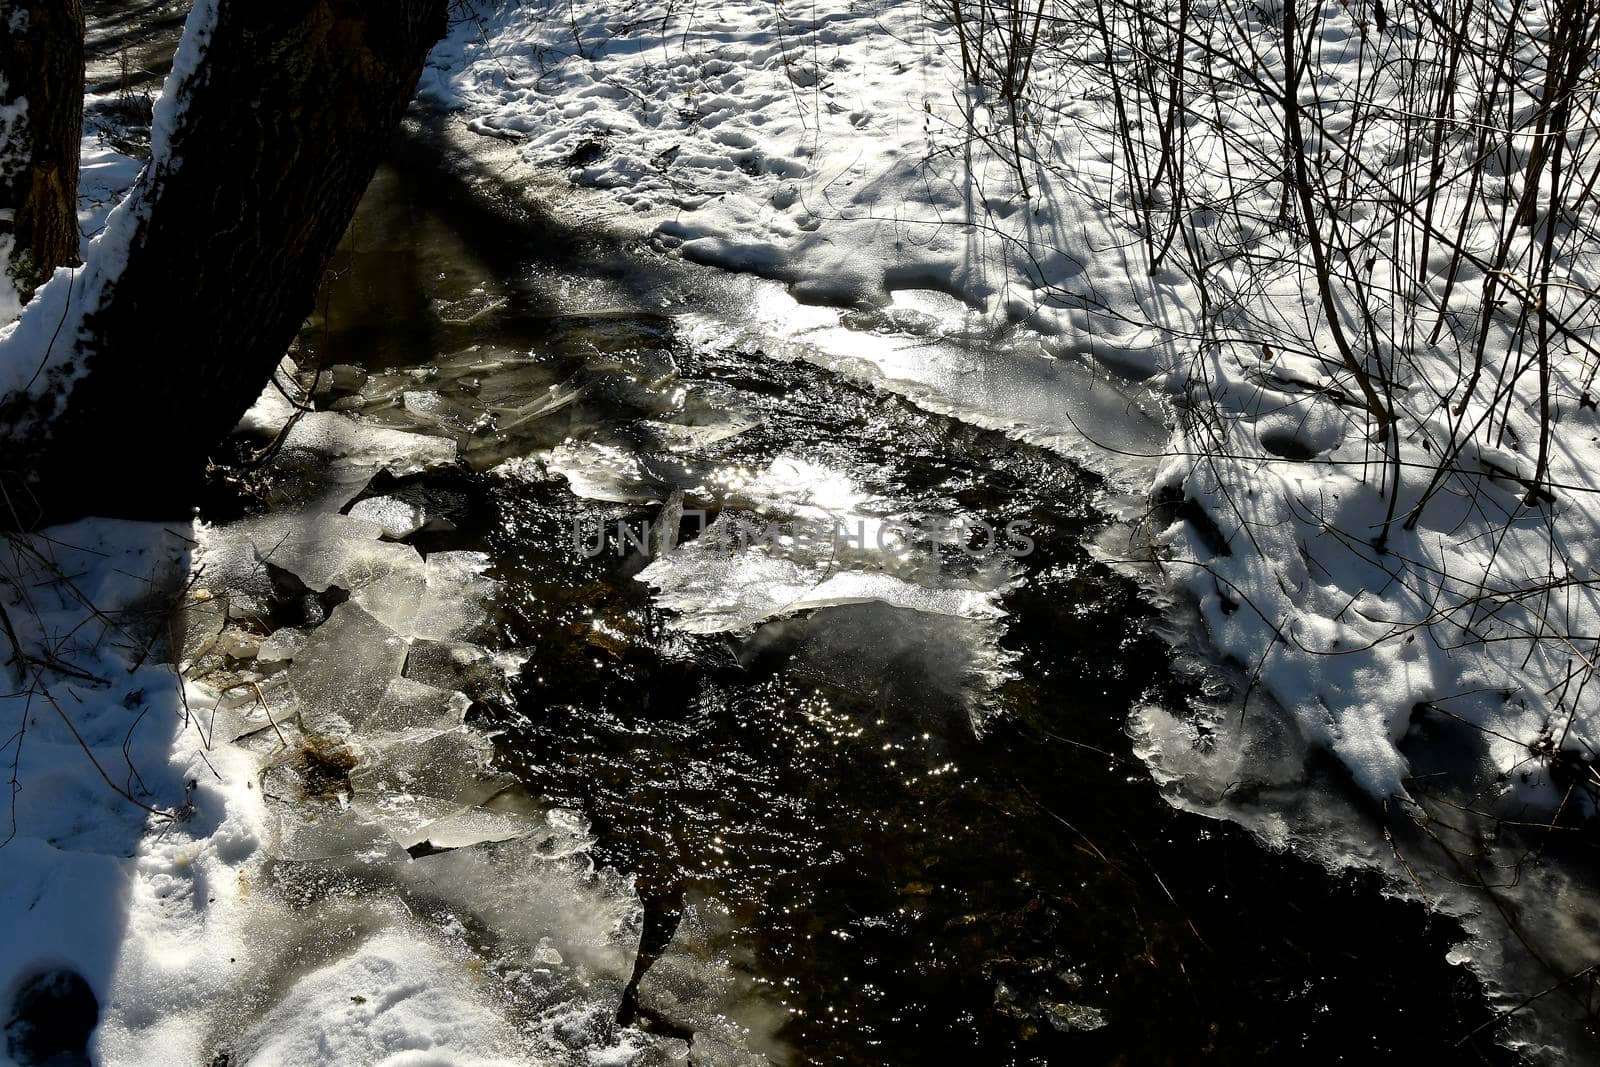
top-left (200, 121), bottom-right (1526, 1065)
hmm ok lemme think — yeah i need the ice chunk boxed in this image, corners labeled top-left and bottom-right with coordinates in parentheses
top-left (288, 603), bottom-right (409, 736)
top-left (637, 895), bottom-right (791, 1066)
top-left (402, 389), bottom-right (487, 436)
top-left (410, 551), bottom-right (495, 641)
top-left (542, 441), bottom-right (700, 503)
top-left (404, 639), bottom-right (514, 708)
top-left (190, 674), bottom-right (298, 745)
top-left (271, 807), bottom-right (408, 866)
top-left (233, 511), bottom-right (424, 595)
top-left (722, 284), bottom-right (1169, 487)
top-left (213, 628), bottom-right (262, 660)
top-left (309, 363), bottom-right (367, 398)
top-left (346, 495), bottom-right (430, 540)
top-left (179, 590), bottom-right (228, 663)
top-left (638, 413), bottom-right (759, 452)
top-left (348, 792), bottom-right (463, 849)
top-left (348, 726), bottom-right (501, 803)
top-left (346, 791), bottom-right (549, 854)
top-left (637, 384), bottom-right (760, 452)
top-left (640, 544), bottom-right (1005, 634)
top-left (193, 525), bottom-right (281, 612)
top-left (405, 835), bottom-right (640, 992)
top-left (263, 411), bottom-right (458, 512)
top-left (404, 806), bottom-right (548, 852)
top-left (1044, 1002), bottom-right (1108, 1033)
top-left (364, 676), bottom-right (471, 732)
top-left (348, 570), bottom-right (428, 636)
top-left (254, 626), bottom-right (309, 665)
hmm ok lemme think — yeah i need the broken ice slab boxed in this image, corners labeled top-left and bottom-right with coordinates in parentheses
top-left (272, 806), bottom-right (408, 866)
top-left (346, 495), bottom-right (430, 540)
top-left (637, 895), bottom-right (790, 1067)
top-left (347, 725), bottom-right (503, 803)
top-left (349, 792), bottom-right (462, 848)
top-left (409, 551), bottom-right (495, 641)
top-left (329, 367), bottom-right (416, 411)
top-left (438, 291), bottom-right (508, 326)
top-left (212, 627), bottom-right (262, 661)
top-left (194, 525), bottom-right (281, 610)
top-left (621, 381), bottom-right (761, 453)
top-left (363, 676), bottom-right (470, 733)
top-left (459, 383), bottom-right (589, 470)
top-left (348, 791), bottom-right (544, 852)
top-left (288, 602), bottom-right (409, 737)
top-left (542, 440), bottom-right (703, 504)
top-left (179, 590), bottom-right (228, 663)
top-left (405, 806), bottom-right (548, 853)
top-left (404, 638), bottom-right (514, 708)
top-left (222, 510), bottom-right (425, 597)
top-left (488, 378), bottom-right (585, 431)
top-left (309, 363), bottom-right (368, 399)
top-left (402, 390), bottom-right (488, 437)
top-left (1043, 1001), bottom-right (1108, 1033)
top-left (187, 673), bottom-right (297, 745)
top-left (639, 542), bottom-right (1006, 635)
top-left (261, 411), bottom-right (458, 513)
top-left (468, 358), bottom-right (569, 409)
top-left (348, 570), bottom-right (428, 636)
top-left (404, 834), bottom-right (640, 994)
top-left (255, 626), bottom-right (310, 665)
top-left (636, 412), bottom-right (759, 452)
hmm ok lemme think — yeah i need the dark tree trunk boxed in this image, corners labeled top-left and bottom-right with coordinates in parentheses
top-left (0, 0), bottom-right (446, 525)
top-left (0, 0), bottom-right (86, 300)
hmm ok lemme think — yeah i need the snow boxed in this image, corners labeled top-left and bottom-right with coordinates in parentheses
top-left (219, 932), bottom-right (524, 1067)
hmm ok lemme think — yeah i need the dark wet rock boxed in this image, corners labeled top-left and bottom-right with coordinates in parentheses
top-left (566, 138), bottom-right (607, 167)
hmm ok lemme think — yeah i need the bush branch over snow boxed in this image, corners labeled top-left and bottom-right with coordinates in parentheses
top-left (431, 0), bottom-right (1600, 816)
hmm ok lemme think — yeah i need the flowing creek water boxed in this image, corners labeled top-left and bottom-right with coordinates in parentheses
top-left (182, 122), bottom-right (1537, 1065)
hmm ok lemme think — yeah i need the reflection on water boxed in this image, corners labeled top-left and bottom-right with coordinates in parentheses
top-left (275, 132), bottom-right (1520, 1065)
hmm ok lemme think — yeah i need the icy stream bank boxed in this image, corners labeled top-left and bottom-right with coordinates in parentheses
top-left (4, 1), bottom-right (1591, 1052)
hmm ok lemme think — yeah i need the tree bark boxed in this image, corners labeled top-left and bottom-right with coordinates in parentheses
top-left (0, 0), bottom-right (446, 524)
top-left (0, 0), bottom-right (86, 301)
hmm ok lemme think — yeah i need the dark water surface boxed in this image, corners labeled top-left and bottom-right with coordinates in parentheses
top-left (270, 128), bottom-right (1519, 1066)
